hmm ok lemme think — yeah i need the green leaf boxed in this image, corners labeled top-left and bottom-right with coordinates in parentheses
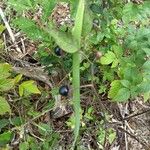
top-left (72, 0), bottom-right (85, 45)
top-left (100, 51), bottom-right (116, 65)
top-left (122, 2), bottom-right (141, 23)
top-left (143, 92), bottom-right (150, 102)
top-left (130, 85), bottom-right (139, 98)
top-left (19, 80), bottom-right (41, 96)
top-left (0, 79), bottom-right (14, 91)
top-left (120, 80), bottom-right (131, 88)
top-left (112, 45), bottom-right (123, 57)
top-left (0, 119), bottom-right (9, 131)
top-left (138, 81), bottom-right (150, 93)
top-left (13, 17), bottom-right (50, 41)
top-left (108, 80), bottom-right (122, 99)
top-left (14, 74), bottom-right (22, 84)
top-left (0, 25), bottom-right (5, 34)
top-left (82, 1), bottom-right (93, 36)
top-left (0, 96), bottom-right (11, 115)
top-left (120, 66), bottom-right (142, 84)
top-left (46, 25), bottom-right (79, 53)
top-left (143, 48), bottom-right (150, 56)
top-left (41, 0), bottom-right (56, 21)
top-left (90, 32), bottom-right (105, 45)
top-left (113, 88), bottom-right (130, 102)
top-left (90, 3), bottom-right (102, 14)
top-left (108, 129), bottom-right (116, 144)
top-left (19, 141), bottom-right (29, 150)
top-left (7, 0), bottom-right (34, 12)
top-left (10, 117), bottom-right (24, 126)
top-left (0, 63), bottom-right (12, 80)
top-left (142, 60), bottom-right (150, 73)
top-left (111, 59), bottom-right (119, 68)
top-left (19, 84), bottom-right (24, 97)
top-left (0, 131), bottom-right (13, 146)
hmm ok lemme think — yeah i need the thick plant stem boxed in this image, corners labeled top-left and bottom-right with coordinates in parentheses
top-left (71, 0), bottom-right (84, 148)
top-left (72, 51), bottom-right (80, 146)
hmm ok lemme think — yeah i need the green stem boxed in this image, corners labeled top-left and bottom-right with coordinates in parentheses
top-left (72, 51), bottom-right (80, 146)
top-left (71, 0), bottom-right (84, 148)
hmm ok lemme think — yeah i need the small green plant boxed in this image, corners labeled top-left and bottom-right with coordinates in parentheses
top-left (97, 113), bottom-right (116, 149)
top-left (0, 63), bottom-right (41, 146)
top-left (0, 63), bottom-right (20, 115)
top-left (4, 0), bottom-right (150, 149)
top-left (6, 0), bottom-right (93, 147)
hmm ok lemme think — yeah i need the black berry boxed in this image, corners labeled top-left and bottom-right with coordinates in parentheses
top-left (54, 46), bottom-right (62, 56)
top-left (59, 85), bottom-right (69, 96)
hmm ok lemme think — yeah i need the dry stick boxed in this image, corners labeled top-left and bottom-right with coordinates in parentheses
top-left (0, 7), bottom-right (21, 53)
top-left (12, 66), bottom-right (53, 88)
top-left (123, 108), bottom-right (150, 121)
top-left (117, 126), bottom-right (149, 150)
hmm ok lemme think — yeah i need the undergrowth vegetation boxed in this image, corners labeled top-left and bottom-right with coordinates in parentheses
top-left (0, 0), bottom-right (150, 149)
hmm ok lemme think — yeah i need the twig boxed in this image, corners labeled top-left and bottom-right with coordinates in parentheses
top-left (123, 108), bottom-right (150, 121)
top-left (0, 7), bottom-right (22, 53)
top-left (124, 120), bottom-right (128, 150)
top-left (21, 38), bottom-right (26, 54)
top-left (3, 33), bottom-right (7, 52)
top-left (12, 66), bottom-right (53, 88)
top-left (117, 126), bottom-right (149, 150)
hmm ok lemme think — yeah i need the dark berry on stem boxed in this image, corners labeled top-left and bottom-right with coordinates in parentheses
top-left (59, 85), bottom-right (69, 96)
top-left (54, 46), bottom-right (62, 56)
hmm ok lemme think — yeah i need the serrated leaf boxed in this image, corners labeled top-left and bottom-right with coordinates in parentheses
top-left (100, 51), bottom-right (116, 65)
top-left (0, 97), bottom-right (11, 115)
top-left (13, 17), bottom-right (50, 42)
top-left (113, 88), bottom-right (130, 102)
top-left (0, 79), bottom-right (14, 91)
